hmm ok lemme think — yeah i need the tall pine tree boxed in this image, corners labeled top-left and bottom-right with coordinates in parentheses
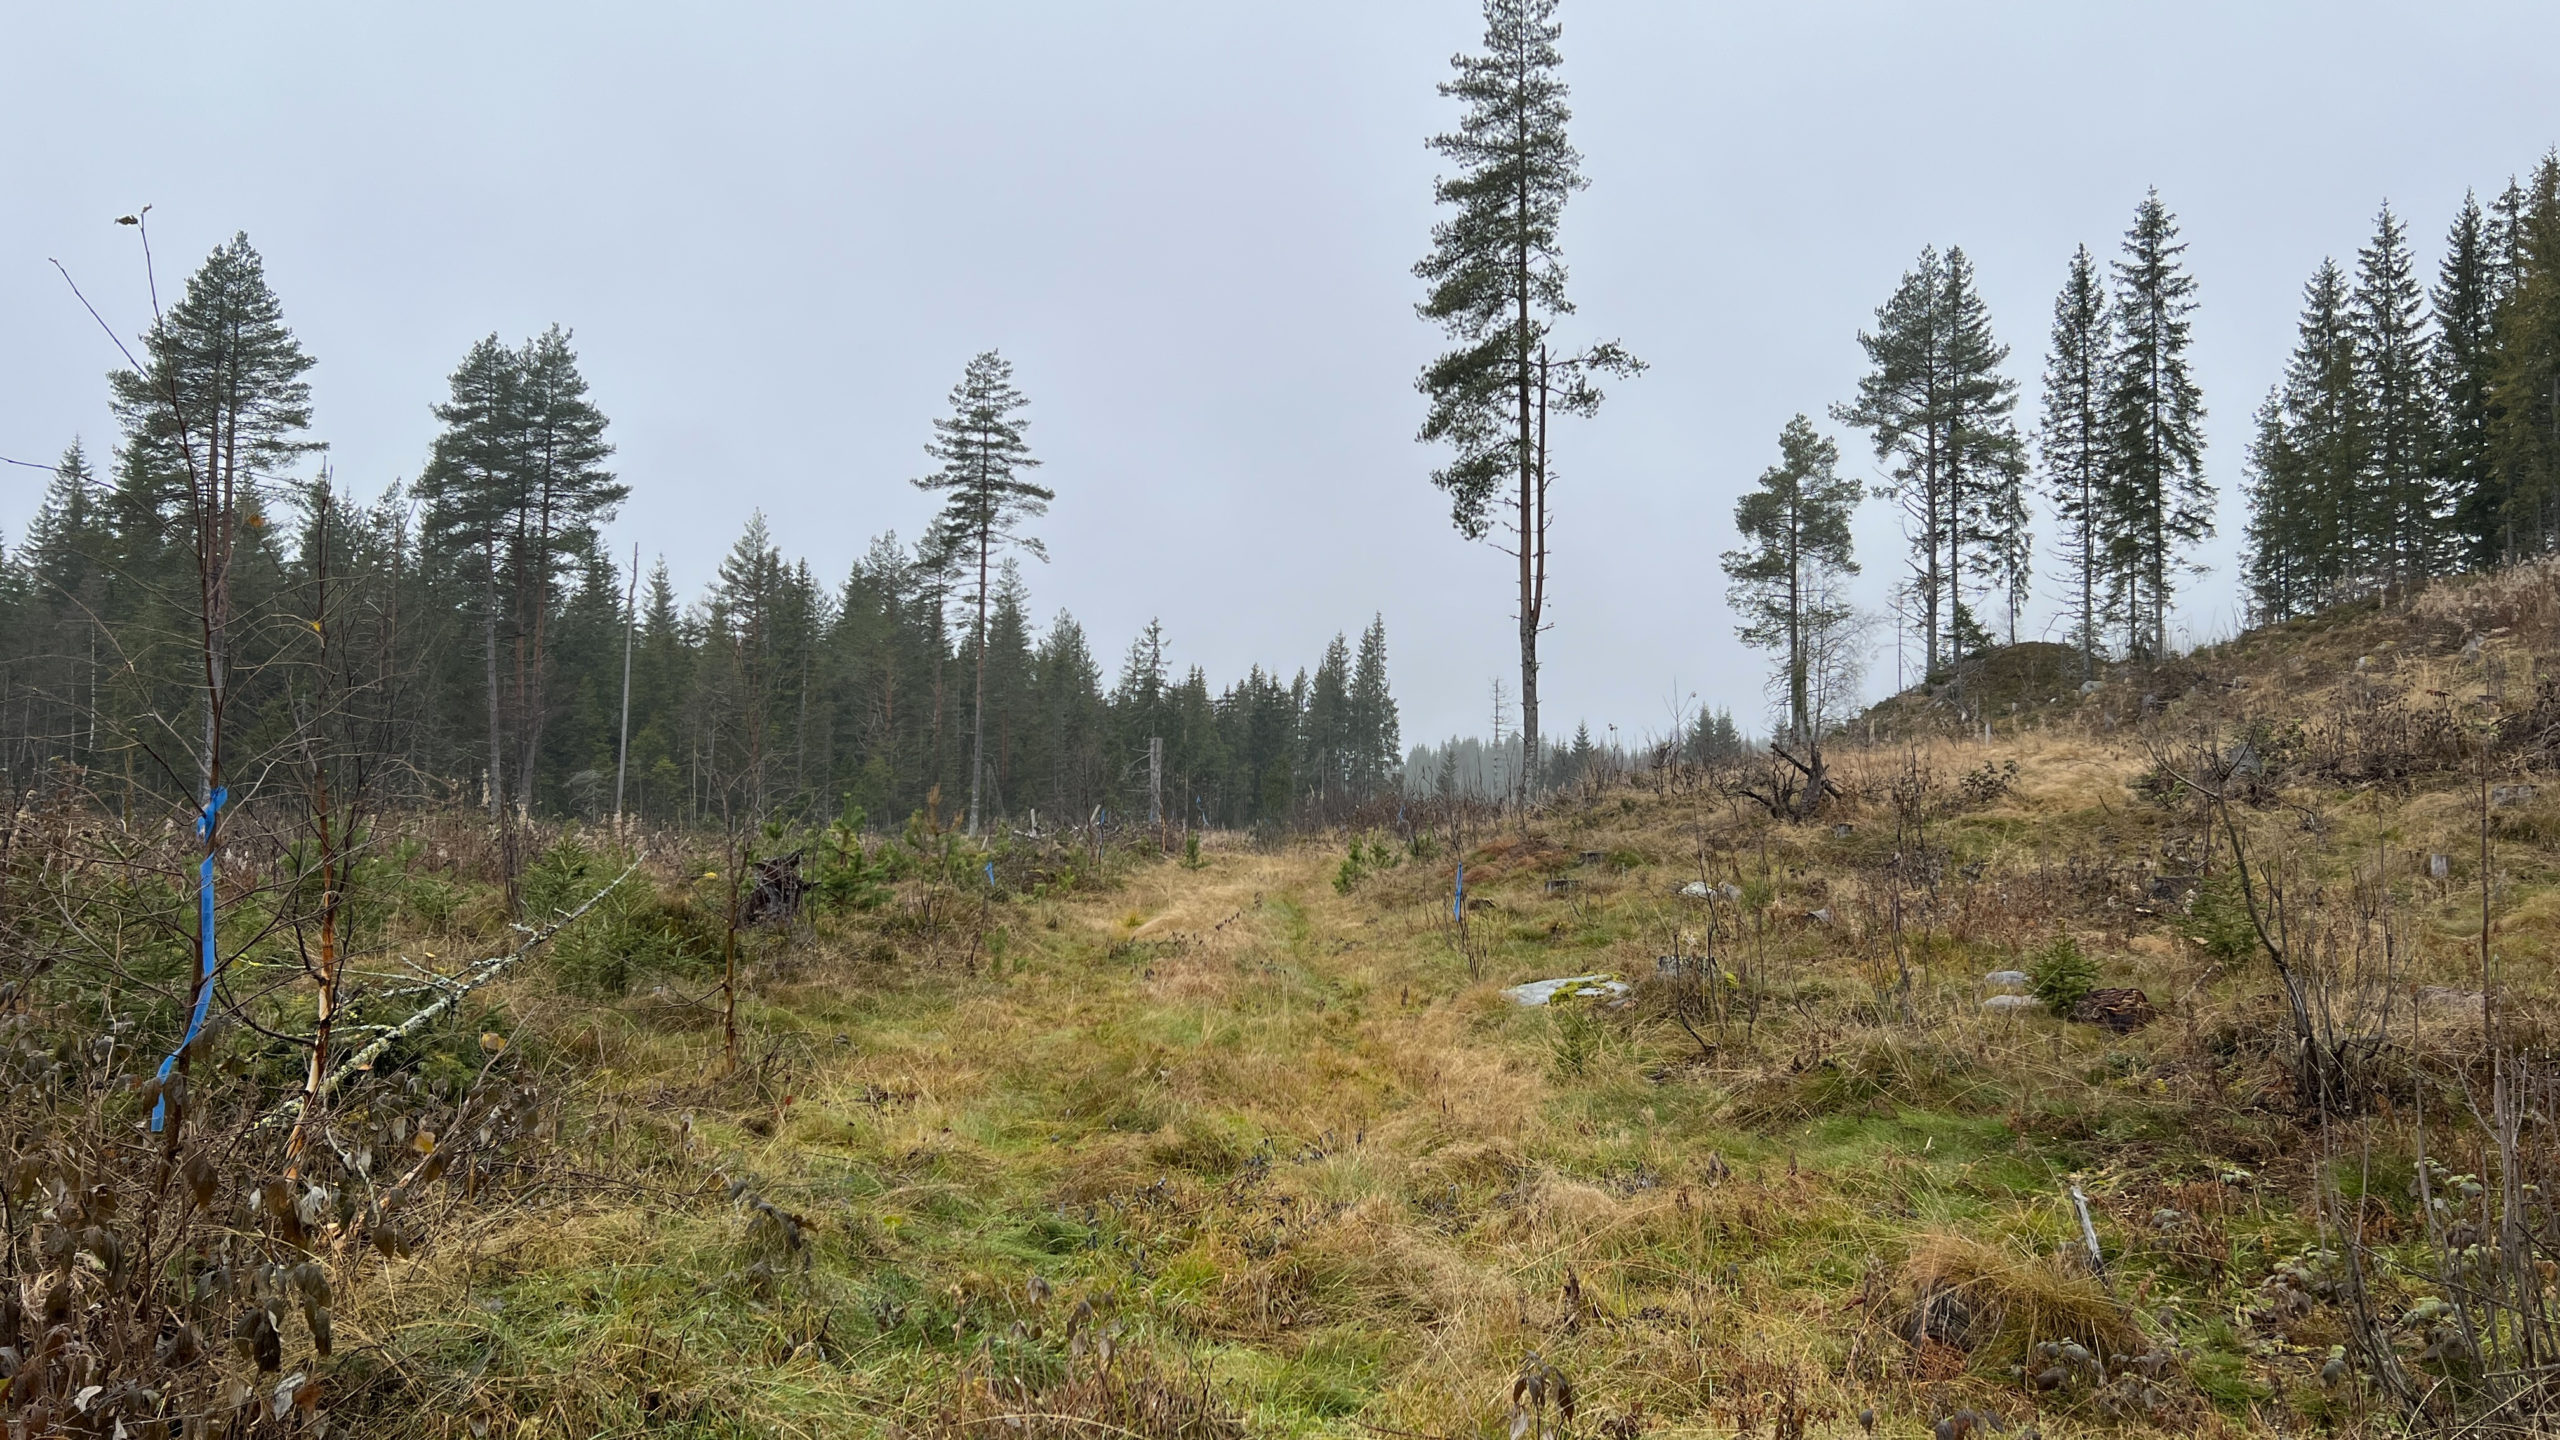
top-left (1837, 247), bottom-right (1952, 675)
top-left (506, 327), bottom-right (620, 817)
top-left (1414, 0), bottom-right (1635, 798)
top-left (913, 350), bottom-right (1050, 836)
top-left (414, 329), bottom-right (620, 821)
top-left (1721, 415), bottom-right (1860, 751)
top-left (414, 336), bottom-right (521, 817)
top-left (107, 233), bottom-right (321, 810)
top-left (1837, 246), bottom-right (2021, 673)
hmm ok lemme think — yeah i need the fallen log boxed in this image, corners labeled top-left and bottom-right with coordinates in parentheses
top-left (262, 860), bottom-right (638, 1128)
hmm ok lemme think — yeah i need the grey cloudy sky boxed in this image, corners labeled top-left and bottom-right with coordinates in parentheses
top-left (5, 2), bottom-right (2556, 744)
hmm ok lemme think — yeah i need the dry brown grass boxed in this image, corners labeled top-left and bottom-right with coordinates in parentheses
top-left (297, 564), bottom-right (2560, 1438)
top-left (1897, 1232), bottom-right (2141, 1364)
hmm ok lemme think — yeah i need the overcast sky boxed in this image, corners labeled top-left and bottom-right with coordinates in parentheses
top-left (5, 3), bottom-right (2556, 745)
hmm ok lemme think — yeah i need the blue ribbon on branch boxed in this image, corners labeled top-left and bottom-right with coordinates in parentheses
top-left (152, 786), bottom-right (226, 1133)
top-left (1453, 862), bottom-right (1464, 921)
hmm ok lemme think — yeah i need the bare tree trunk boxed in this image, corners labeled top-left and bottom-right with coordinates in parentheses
top-left (287, 496), bottom-right (343, 1174)
top-left (614, 542), bottom-right (637, 830)
top-left (515, 476), bottom-right (558, 820)
top-left (170, 398), bottom-right (236, 1158)
top-left (1515, 187), bottom-right (1540, 802)
top-left (969, 523), bottom-right (988, 836)
top-left (483, 548), bottom-right (503, 820)
top-left (1788, 521), bottom-right (1806, 747)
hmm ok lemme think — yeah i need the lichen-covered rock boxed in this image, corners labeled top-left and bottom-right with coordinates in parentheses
top-left (1503, 974), bottom-right (1630, 1007)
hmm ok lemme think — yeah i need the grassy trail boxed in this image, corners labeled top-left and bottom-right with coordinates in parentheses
top-left (378, 692), bottom-right (2535, 1440)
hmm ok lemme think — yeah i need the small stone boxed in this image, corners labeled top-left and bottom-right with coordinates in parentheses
top-left (1983, 970), bottom-right (2028, 992)
top-left (1983, 994), bottom-right (2043, 1015)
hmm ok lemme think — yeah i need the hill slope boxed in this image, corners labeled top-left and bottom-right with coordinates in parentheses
top-left (214, 565), bottom-right (2560, 1435)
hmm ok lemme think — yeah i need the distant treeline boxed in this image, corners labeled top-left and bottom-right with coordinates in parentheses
top-left (0, 235), bottom-right (1405, 831)
top-left (1403, 707), bottom-right (1743, 802)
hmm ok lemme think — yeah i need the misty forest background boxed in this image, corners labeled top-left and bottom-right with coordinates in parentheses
top-left (6, 150), bottom-right (2560, 837)
top-left (0, 246), bottom-right (1671, 834)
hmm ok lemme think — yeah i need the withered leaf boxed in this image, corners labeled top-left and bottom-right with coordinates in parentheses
top-left (181, 1151), bottom-right (218, 1209)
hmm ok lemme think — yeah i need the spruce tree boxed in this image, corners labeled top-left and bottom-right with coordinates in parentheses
top-left (2245, 260), bottom-right (2361, 619)
top-left (1348, 615), bottom-right (1399, 796)
top-left (2352, 203), bottom-right (2439, 589)
top-left (2437, 192), bottom-right (2507, 566)
top-left (1113, 617), bottom-right (1169, 765)
top-left (2491, 154), bottom-right (2560, 552)
top-left (1301, 632), bottom-right (1354, 808)
top-left (16, 441), bottom-right (110, 771)
top-left (2102, 189), bottom-right (2210, 658)
top-left (23, 440), bottom-right (104, 602)
top-left (979, 562), bottom-right (1035, 821)
top-left (773, 557), bottom-right (833, 815)
top-left (2241, 387), bottom-right (2303, 620)
top-left (705, 513), bottom-right (784, 814)
top-left (1032, 611), bottom-right (1104, 819)
top-left (913, 350), bottom-right (1050, 836)
top-left (1720, 415), bottom-right (1860, 751)
top-left (1941, 248), bottom-right (2030, 656)
top-left (1413, 0), bottom-right (1636, 797)
top-left (1561, 720), bottom-right (1596, 788)
top-left (2037, 246), bottom-right (2113, 675)
top-left (1167, 665), bottom-right (1224, 824)
top-left (1686, 707), bottom-right (1744, 765)
top-left (627, 558), bottom-right (690, 819)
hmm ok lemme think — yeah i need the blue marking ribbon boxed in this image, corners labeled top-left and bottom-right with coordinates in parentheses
top-left (985, 860), bottom-right (996, 887)
top-left (153, 786), bottom-right (226, 1132)
top-left (1453, 862), bottom-right (1464, 921)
